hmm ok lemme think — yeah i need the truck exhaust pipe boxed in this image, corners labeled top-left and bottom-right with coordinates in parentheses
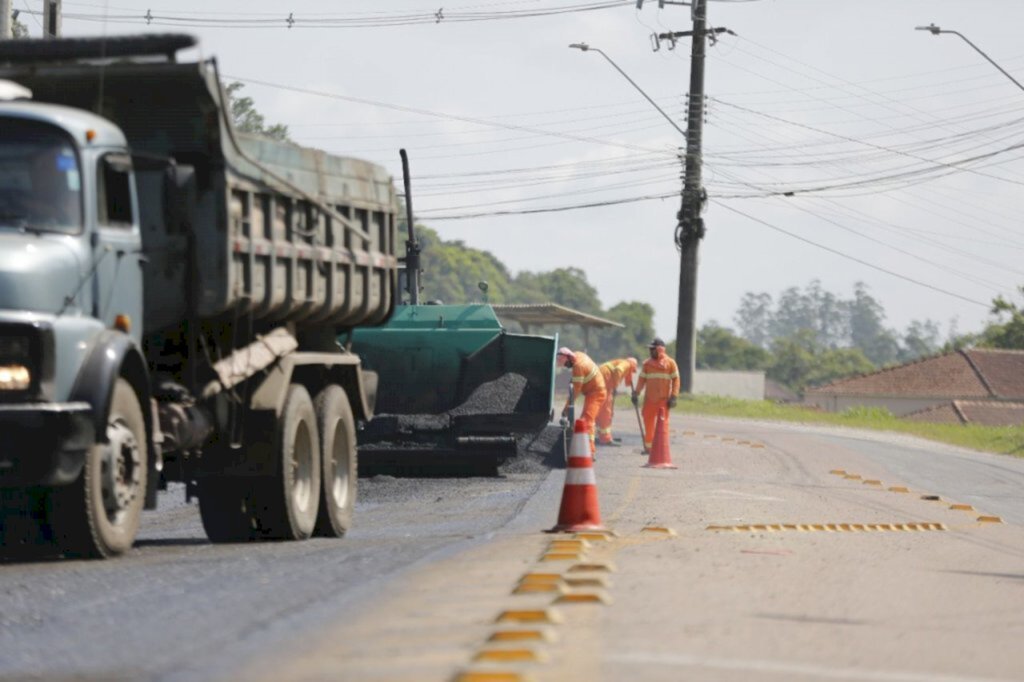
top-left (400, 149), bottom-right (420, 305)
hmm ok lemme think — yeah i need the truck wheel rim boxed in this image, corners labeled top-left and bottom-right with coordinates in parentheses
top-left (101, 418), bottom-right (142, 526)
top-left (329, 421), bottom-right (349, 509)
top-left (290, 420), bottom-right (314, 514)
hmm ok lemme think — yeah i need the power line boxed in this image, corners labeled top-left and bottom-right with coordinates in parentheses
top-left (715, 202), bottom-right (991, 309)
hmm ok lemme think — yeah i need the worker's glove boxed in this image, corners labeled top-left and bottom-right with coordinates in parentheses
top-left (630, 392), bottom-right (639, 407)
top-left (667, 396), bottom-right (677, 409)
top-left (561, 407), bottom-right (569, 419)
top-left (559, 417), bottom-right (568, 428)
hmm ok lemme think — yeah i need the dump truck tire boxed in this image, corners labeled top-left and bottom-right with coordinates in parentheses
top-left (198, 474), bottom-right (254, 543)
top-left (49, 378), bottom-right (147, 559)
top-left (252, 384), bottom-right (320, 540)
top-left (313, 386), bottom-right (356, 538)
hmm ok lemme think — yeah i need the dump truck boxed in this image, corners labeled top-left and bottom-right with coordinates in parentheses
top-left (0, 34), bottom-right (398, 557)
top-left (346, 153), bottom-right (562, 477)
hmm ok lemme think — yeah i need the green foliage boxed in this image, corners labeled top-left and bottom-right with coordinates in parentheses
top-left (696, 322), bottom-right (770, 370)
top-left (768, 329), bottom-right (875, 393)
top-left (395, 220), bottom-right (650, 360)
top-left (224, 82), bottom-right (290, 142)
top-left (978, 286), bottom-right (1024, 349)
top-left (11, 15), bottom-right (28, 38)
top-left (677, 394), bottom-right (1024, 457)
top-left (733, 279), bottom-right (941, 369)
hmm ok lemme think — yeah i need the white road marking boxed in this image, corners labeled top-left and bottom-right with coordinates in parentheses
top-left (608, 652), bottom-right (1018, 682)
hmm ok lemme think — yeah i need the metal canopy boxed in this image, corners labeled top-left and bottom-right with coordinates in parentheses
top-left (492, 303), bottom-right (624, 349)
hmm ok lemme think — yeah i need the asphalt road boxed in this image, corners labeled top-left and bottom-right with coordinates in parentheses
top-left (2, 413), bottom-right (1024, 682)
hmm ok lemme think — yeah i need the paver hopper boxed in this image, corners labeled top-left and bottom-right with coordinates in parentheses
top-left (347, 304), bottom-right (558, 476)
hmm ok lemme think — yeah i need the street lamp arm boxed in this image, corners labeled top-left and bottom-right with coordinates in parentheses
top-left (569, 43), bottom-right (687, 138)
top-left (916, 24), bottom-right (1024, 94)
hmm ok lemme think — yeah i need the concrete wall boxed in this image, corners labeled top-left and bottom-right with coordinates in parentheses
top-left (802, 394), bottom-right (946, 416)
top-left (693, 370), bottom-right (766, 401)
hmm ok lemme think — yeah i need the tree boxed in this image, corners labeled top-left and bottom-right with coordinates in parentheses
top-left (767, 329), bottom-right (874, 393)
top-left (592, 301), bottom-right (655, 360)
top-left (697, 322), bottom-right (771, 370)
top-left (979, 286), bottom-right (1024, 349)
top-left (847, 281), bottom-right (899, 365)
top-left (12, 13), bottom-right (28, 38)
top-left (900, 319), bottom-right (941, 361)
top-left (224, 82), bottom-right (290, 141)
top-left (734, 292), bottom-right (773, 348)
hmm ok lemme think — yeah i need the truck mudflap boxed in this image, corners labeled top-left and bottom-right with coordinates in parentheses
top-left (0, 402), bottom-right (94, 486)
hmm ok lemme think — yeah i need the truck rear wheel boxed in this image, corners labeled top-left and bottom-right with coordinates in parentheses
top-left (49, 378), bottom-right (147, 559)
top-left (252, 384), bottom-right (320, 540)
top-left (198, 473), bottom-right (254, 543)
top-left (313, 386), bottom-right (356, 538)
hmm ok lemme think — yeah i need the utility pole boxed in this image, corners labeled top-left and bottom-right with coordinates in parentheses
top-left (670, 0), bottom-right (709, 394)
top-left (0, 0), bottom-right (13, 40)
top-left (43, 0), bottom-right (61, 39)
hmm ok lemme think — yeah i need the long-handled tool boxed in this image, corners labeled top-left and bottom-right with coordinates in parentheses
top-left (632, 386), bottom-right (648, 455)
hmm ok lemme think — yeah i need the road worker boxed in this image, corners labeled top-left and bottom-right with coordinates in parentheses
top-left (632, 337), bottom-right (680, 452)
top-left (557, 347), bottom-right (607, 457)
top-left (595, 357), bottom-right (638, 446)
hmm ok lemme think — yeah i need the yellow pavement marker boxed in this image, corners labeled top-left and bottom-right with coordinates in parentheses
top-left (978, 516), bottom-right (1004, 524)
top-left (641, 526), bottom-right (676, 536)
top-left (863, 480), bottom-right (882, 486)
top-left (921, 495), bottom-right (941, 501)
top-left (453, 671), bottom-right (531, 682)
top-left (573, 531), bottom-right (613, 542)
top-left (540, 553), bottom-right (581, 562)
top-left (519, 573), bottom-right (562, 585)
top-left (888, 486), bottom-right (910, 493)
top-left (829, 469), bottom-right (846, 475)
top-left (950, 504), bottom-right (974, 511)
top-left (496, 609), bottom-right (562, 624)
top-left (843, 474), bottom-right (862, 480)
top-left (549, 539), bottom-right (589, 549)
top-left (488, 629), bottom-right (553, 644)
top-left (683, 430), bottom-right (696, 436)
top-left (554, 592), bottom-right (610, 605)
top-left (751, 443), bottom-right (766, 449)
top-left (513, 582), bottom-right (565, 595)
top-left (473, 649), bottom-right (544, 663)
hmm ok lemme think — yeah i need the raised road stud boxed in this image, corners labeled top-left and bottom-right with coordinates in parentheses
top-left (549, 419), bottom-right (605, 532)
top-left (643, 408), bottom-right (678, 469)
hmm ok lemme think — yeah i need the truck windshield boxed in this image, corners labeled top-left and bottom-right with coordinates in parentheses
top-left (0, 118), bottom-right (83, 234)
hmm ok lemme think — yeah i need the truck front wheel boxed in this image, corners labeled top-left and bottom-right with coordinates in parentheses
top-left (313, 386), bottom-right (356, 537)
top-left (50, 378), bottom-right (147, 559)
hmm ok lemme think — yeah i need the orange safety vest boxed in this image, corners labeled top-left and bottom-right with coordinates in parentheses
top-left (569, 351), bottom-right (606, 397)
top-left (599, 358), bottom-right (635, 393)
top-left (636, 349), bottom-right (680, 403)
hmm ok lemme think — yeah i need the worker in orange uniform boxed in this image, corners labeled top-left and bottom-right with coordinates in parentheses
top-left (631, 338), bottom-right (680, 452)
top-left (557, 347), bottom-right (607, 457)
top-left (595, 357), bottom-right (638, 447)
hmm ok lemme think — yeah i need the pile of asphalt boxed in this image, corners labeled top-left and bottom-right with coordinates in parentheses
top-left (374, 372), bottom-right (530, 436)
top-left (499, 423), bottom-right (567, 474)
top-left (449, 373), bottom-right (528, 417)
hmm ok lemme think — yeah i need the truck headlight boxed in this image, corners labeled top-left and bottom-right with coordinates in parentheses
top-left (0, 364), bottom-right (30, 391)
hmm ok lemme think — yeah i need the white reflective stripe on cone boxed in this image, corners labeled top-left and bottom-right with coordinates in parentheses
top-left (566, 468), bottom-right (597, 486)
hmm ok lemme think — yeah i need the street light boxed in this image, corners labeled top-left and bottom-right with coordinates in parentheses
top-left (568, 43), bottom-right (687, 138)
top-left (916, 23), bottom-right (1024, 93)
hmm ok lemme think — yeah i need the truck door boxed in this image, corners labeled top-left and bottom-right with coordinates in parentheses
top-left (93, 152), bottom-right (143, 342)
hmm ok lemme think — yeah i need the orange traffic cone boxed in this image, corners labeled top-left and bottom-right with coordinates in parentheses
top-left (643, 407), bottom-right (678, 469)
top-left (550, 419), bottom-right (604, 532)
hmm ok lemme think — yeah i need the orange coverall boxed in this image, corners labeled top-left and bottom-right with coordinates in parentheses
top-left (595, 358), bottom-right (635, 444)
top-left (563, 351), bottom-right (607, 455)
top-left (635, 347), bottom-right (680, 450)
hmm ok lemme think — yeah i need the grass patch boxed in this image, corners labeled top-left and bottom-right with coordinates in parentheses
top-left (669, 394), bottom-right (1024, 457)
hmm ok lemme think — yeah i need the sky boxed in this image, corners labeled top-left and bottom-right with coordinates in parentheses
top-left (18, 0), bottom-right (1024, 342)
